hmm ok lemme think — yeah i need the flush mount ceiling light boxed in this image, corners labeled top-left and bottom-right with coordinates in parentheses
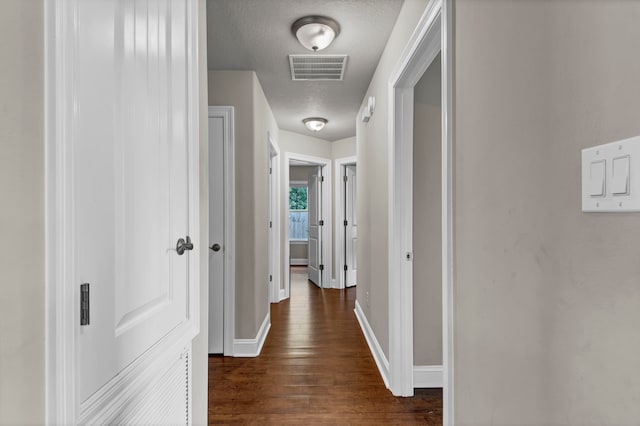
top-left (291, 16), bottom-right (340, 52)
top-left (303, 117), bottom-right (328, 132)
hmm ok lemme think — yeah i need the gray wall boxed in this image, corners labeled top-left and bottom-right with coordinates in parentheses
top-left (454, 1), bottom-right (640, 423)
top-left (0, 2), bottom-right (45, 424)
top-left (208, 70), bottom-right (277, 339)
top-left (412, 53), bottom-right (442, 366)
top-left (356, 0), bottom-right (430, 358)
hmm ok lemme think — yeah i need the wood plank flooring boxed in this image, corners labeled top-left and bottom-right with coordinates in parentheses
top-left (208, 267), bottom-right (443, 424)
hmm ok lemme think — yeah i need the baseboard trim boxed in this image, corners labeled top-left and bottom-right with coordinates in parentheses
top-left (413, 365), bottom-right (443, 388)
top-left (354, 300), bottom-right (390, 388)
top-left (233, 312), bottom-right (270, 357)
top-left (289, 258), bottom-right (308, 266)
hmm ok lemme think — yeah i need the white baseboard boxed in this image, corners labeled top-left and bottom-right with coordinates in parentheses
top-left (290, 258), bottom-right (308, 265)
top-left (354, 300), bottom-right (389, 388)
top-left (413, 365), bottom-right (443, 388)
top-left (233, 312), bottom-right (270, 357)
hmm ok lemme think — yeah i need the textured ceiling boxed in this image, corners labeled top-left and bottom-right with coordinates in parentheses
top-left (207, 0), bottom-right (404, 141)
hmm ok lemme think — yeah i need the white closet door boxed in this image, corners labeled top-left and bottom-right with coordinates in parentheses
top-left (74, 0), bottom-right (194, 404)
top-left (307, 167), bottom-right (323, 287)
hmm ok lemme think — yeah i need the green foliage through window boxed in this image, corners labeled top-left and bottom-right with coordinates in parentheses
top-left (289, 187), bottom-right (307, 210)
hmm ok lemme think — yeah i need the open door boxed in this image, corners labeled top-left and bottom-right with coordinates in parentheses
top-left (344, 165), bottom-right (357, 287)
top-left (307, 166), bottom-right (323, 287)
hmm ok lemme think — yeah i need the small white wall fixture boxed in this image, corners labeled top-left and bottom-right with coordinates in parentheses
top-left (387, 0), bottom-right (454, 424)
top-left (283, 152), bottom-right (332, 299)
top-left (334, 156), bottom-right (357, 289)
top-left (208, 106), bottom-right (236, 356)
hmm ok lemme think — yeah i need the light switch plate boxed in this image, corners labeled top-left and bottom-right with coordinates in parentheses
top-left (582, 135), bottom-right (640, 212)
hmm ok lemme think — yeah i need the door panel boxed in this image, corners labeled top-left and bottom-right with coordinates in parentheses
top-left (307, 167), bottom-right (322, 286)
top-left (208, 116), bottom-right (225, 354)
top-left (75, 0), bottom-right (192, 403)
top-left (345, 165), bottom-right (357, 287)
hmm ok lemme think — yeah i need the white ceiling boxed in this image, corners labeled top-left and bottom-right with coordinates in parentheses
top-left (206, 0), bottom-right (404, 142)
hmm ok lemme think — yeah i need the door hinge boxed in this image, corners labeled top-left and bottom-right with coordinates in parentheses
top-left (343, 175), bottom-right (348, 182)
top-left (319, 220), bottom-right (324, 226)
top-left (269, 275), bottom-right (273, 282)
top-left (319, 264), bottom-right (324, 271)
top-left (269, 221), bottom-right (272, 228)
top-left (344, 264), bottom-right (348, 271)
top-left (321, 176), bottom-right (325, 182)
top-left (269, 167), bottom-right (272, 174)
top-left (80, 283), bottom-right (90, 326)
top-left (343, 220), bottom-right (348, 226)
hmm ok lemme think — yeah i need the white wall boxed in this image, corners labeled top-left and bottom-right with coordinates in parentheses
top-left (0, 2), bottom-right (45, 424)
top-left (454, 1), bottom-right (640, 423)
top-left (355, 0), bottom-right (430, 359)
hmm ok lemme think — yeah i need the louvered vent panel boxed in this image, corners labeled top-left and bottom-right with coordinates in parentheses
top-left (289, 55), bottom-right (348, 81)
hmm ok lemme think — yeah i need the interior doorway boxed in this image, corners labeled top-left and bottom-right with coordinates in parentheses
top-left (283, 153), bottom-right (332, 299)
top-left (334, 156), bottom-right (357, 289)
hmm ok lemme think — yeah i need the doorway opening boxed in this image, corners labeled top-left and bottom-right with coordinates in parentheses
top-left (388, 0), bottom-right (452, 423)
top-left (283, 153), bottom-right (332, 300)
top-left (334, 156), bottom-right (357, 289)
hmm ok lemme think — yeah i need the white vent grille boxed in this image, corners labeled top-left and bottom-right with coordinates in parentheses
top-left (289, 54), bottom-right (348, 81)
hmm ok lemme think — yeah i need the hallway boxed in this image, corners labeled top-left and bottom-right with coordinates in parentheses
top-left (208, 267), bottom-right (443, 424)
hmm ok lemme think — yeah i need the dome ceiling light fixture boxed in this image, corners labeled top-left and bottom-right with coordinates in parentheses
top-left (303, 117), bottom-right (328, 132)
top-left (291, 16), bottom-right (341, 52)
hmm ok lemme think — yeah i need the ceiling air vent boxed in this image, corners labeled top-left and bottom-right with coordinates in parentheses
top-left (289, 54), bottom-right (348, 81)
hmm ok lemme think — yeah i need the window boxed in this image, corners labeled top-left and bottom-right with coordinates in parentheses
top-left (289, 184), bottom-right (308, 241)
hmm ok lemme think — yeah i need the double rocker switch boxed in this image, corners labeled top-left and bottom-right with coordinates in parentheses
top-left (589, 155), bottom-right (630, 197)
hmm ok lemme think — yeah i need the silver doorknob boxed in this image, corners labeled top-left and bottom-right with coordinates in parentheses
top-left (176, 236), bottom-right (194, 255)
top-left (210, 243), bottom-right (221, 252)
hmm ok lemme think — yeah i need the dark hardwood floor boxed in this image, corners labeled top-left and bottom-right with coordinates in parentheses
top-left (208, 266), bottom-right (443, 424)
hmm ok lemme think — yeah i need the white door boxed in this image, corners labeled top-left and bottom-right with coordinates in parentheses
top-left (268, 155), bottom-right (274, 296)
top-left (74, 0), bottom-right (196, 405)
top-left (307, 167), bottom-right (323, 287)
top-left (208, 116), bottom-right (225, 354)
top-left (345, 165), bottom-right (358, 287)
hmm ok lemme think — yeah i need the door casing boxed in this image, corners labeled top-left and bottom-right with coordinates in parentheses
top-left (387, 0), bottom-right (453, 424)
top-left (283, 153), bottom-right (332, 299)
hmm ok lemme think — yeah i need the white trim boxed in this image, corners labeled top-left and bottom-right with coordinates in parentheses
top-left (290, 258), bottom-right (308, 266)
top-left (289, 239), bottom-right (308, 245)
top-left (442, 1), bottom-right (455, 422)
top-left (388, 0), bottom-right (443, 401)
top-left (279, 288), bottom-right (286, 301)
top-left (413, 365), bottom-right (444, 388)
top-left (283, 152), bottom-right (332, 299)
top-left (268, 132), bottom-right (281, 304)
top-left (232, 312), bottom-right (271, 357)
top-left (46, 1), bottom-right (201, 423)
top-left (354, 300), bottom-right (389, 388)
top-left (334, 156), bottom-right (357, 290)
top-left (208, 106), bottom-right (236, 357)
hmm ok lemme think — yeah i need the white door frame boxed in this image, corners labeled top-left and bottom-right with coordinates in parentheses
top-left (208, 106), bottom-right (236, 356)
top-left (388, 0), bottom-right (454, 424)
top-left (268, 132), bottom-right (281, 303)
top-left (334, 156), bottom-right (357, 289)
top-left (46, 1), bottom-right (201, 422)
top-left (283, 153), bottom-right (332, 298)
